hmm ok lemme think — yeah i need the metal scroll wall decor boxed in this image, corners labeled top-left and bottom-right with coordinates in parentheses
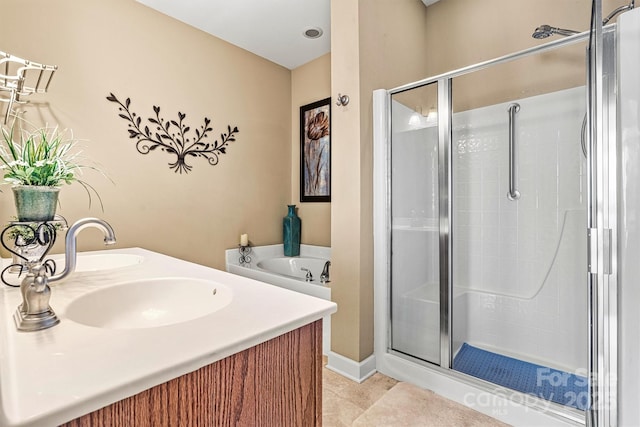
top-left (107, 93), bottom-right (239, 174)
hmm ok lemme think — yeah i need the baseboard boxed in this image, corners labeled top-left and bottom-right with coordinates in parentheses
top-left (326, 351), bottom-right (376, 383)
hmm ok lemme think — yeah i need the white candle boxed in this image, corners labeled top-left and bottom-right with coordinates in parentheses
top-left (240, 233), bottom-right (248, 247)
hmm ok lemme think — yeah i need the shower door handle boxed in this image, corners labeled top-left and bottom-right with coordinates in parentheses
top-left (507, 103), bottom-right (521, 200)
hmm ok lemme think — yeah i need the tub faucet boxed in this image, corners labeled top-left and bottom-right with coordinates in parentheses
top-left (301, 267), bottom-right (313, 282)
top-left (320, 261), bottom-right (331, 284)
top-left (49, 217), bottom-right (117, 283)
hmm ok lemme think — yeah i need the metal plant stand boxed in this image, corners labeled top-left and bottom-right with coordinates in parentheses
top-left (1, 219), bottom-right (66, 331)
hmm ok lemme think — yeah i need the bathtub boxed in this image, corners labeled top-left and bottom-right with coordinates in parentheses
top-left (225, 244), bottom-right (331, 353)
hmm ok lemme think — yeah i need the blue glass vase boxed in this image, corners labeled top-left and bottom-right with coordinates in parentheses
top-left (283, 205), bottom-right (301, 257)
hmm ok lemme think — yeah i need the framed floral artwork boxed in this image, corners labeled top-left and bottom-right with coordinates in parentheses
top-left (300, 97), bottom-right (331, 202)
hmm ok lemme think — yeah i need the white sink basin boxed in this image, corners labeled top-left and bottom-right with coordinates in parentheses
top-left (56, 253), bottom-right (144, 272)
top-left (2, 253), bottom-right (145, 288)
top-left (65, 277), bottom-right (233, 329)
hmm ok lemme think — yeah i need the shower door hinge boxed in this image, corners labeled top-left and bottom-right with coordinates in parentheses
top-left (588, 228), bottom-right (613, 275)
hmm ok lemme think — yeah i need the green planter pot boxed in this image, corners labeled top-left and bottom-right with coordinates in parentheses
top-left (12, 186), bottom-right (60, 222)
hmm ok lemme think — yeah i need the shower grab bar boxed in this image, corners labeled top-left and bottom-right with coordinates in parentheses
top-left (507, 103), bottom-right (521, 201)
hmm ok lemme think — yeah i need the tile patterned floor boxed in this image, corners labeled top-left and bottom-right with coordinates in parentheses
top-left (323, 366), bottom-right (399, 426)
top-left (322, 363), bottom-right (510, 427)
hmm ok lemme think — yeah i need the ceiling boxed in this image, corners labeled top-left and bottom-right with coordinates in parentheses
top-left (135, 0), bottom-right (331, 70)
top-left (135, 0), bottom-right (439, 70)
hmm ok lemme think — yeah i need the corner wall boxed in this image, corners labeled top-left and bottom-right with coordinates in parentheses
top-left (330, 0), bottom-right (430, 363)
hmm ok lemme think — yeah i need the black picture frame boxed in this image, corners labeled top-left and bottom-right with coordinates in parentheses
top-left (300, 97), bottom-right (331, 202)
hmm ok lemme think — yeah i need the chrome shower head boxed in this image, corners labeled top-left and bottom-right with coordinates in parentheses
top-left (533, 1), bottom-right (635, 39)
top-left (532, 24), bottom-right (580, 39)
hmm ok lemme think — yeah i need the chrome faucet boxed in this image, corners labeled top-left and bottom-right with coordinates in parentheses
top-left (301, 267), bottom-right (313, 282)
top-left (49, 217), bottom-right (116, 283)
top-left (13, 218), bottom-right (115, 331)
top-left (14, 261), bottom-right (60, 331)
top-left (320, 261), bottom-right (331, 284)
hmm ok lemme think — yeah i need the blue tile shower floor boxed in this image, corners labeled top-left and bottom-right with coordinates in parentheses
top-left (453, 343), bottom-right (589, 410)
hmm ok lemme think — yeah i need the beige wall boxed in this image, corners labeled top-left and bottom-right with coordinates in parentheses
top-left (330, 0), bottom-right (430, 362)
top-left (424, 0), bottom-right (629, 111)
top-left (330, 0), bottom-right (631, 363)
top-left (291, 54), bottom-right (332, 246)
top-left (0, 0), bottom-right (292, 269)
top-left (425, 0), bottom-right (629, 75)
top-left (331, 0), bottom-right (364, 362)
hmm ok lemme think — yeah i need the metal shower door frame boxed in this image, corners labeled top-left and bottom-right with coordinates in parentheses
top-left (586, 17), bottom-right (618, 427)
top-left (381, 25), bottom-right (618, 426)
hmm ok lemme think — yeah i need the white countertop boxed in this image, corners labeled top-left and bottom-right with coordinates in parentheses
top-left (0, 247), bottom-right (337, 427)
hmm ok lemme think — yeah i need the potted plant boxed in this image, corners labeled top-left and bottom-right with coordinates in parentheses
top-left (0, 123), bottom-right (102, 222)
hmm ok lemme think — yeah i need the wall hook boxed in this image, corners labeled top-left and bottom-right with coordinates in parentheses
top-left (336, 93), bottom-right (350, 106)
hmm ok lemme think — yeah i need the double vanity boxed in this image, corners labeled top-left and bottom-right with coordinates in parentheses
top-left (0, 247), bottom-right (336, 426)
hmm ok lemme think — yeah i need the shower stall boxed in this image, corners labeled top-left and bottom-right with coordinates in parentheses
top-left (373, 12), bottom-right (626, 426)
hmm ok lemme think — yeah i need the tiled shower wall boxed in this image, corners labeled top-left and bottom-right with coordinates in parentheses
top-left (453, 86), bottom-right (587, 371)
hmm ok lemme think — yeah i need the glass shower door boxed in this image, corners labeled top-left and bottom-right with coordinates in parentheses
top-left (389, 83), bottom-right (442, 364)
top-left (449, 42), bottom-right (589, 412)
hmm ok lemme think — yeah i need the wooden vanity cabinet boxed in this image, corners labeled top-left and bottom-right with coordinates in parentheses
top-left (61, 320), bottom-right (322, 426)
